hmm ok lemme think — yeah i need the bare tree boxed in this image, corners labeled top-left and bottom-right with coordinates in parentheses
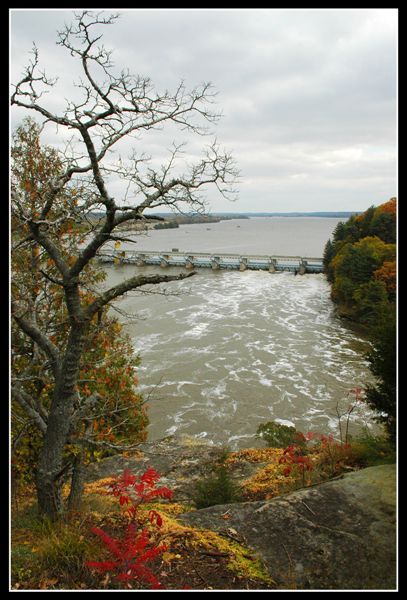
top-left (11, 10), bottom-right (238, 519)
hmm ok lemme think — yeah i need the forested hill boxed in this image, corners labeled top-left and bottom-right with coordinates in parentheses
top-left (323, 197), bottom-right (396, 325)
top-left (323, 197), bottom-right (396, 443)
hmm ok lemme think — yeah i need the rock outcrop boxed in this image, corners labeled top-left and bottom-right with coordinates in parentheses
top-left (84, 436), bottom-right (396, 590)
top-left (180, 464), bottom-right (397, 590)
top-left (84, 435), bottom-right (261, 501)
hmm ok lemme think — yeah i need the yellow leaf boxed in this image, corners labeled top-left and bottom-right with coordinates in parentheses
top-left (161, 551), bottom-right (182, 563)
top-left (40, 578), bottom-right (58, 588)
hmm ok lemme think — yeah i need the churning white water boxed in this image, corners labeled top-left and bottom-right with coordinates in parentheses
top-left (101, 217), bottom-right (375, 448)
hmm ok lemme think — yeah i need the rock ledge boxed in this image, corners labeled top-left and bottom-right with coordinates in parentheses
top-left (84, 437), bottom-right (396, 590)
top-left (180, 464), bottom-right (397, 590)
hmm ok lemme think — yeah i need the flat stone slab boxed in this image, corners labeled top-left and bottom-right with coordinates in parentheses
top-left (180, 465), bottom-right (397, 590)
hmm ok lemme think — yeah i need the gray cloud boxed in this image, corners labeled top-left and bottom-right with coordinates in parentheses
top-left (10, 8), bottom-right (397, 212)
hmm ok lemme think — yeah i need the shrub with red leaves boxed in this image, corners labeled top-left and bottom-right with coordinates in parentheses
top-left (86, 467), bottom-right (173, 589)
top-left (109, 467), bottom-right (173, 510)
top-left (279, 431), bottom-right (353, 484)
top-left (87, 523), bottom-right (167, 589)
top-left (279, 444), bottom-right (313, 484)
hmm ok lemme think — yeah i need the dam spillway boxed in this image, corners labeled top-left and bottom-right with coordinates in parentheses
top-left (98, 249), bottom-right (324, 274)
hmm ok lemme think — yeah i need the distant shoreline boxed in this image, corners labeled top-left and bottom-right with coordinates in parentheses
top-left (151, 211), bottom-right (360, 219)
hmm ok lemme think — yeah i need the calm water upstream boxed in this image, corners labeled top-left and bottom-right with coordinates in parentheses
top-left (101, 217), bottom-right (375, 448)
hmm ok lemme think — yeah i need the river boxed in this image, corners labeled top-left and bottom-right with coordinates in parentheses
top-left (101, 217), bottom-right (375, 448)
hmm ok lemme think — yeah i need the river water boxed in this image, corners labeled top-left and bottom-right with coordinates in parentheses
top-left (101, 217), bottom-right (375, 448)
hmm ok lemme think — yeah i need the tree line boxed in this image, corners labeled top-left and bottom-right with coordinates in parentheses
top-left (323, 199), bottom-right (397, 444)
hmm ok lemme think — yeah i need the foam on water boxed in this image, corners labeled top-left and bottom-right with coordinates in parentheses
top-left (103, 266), bottom-right (374, 449)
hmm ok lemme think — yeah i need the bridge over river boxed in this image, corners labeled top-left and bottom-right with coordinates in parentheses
top-left (98, 249), bottom-right (324, 274)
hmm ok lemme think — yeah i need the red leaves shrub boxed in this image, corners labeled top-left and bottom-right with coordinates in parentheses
top-left (87, 524), bottom-right (167, 589)
top-left (86, 467), bottom-right (173, 589)
top-left (278, 444), bottom-right (313, 484)
top-left (279, 432), bottom-right (352, 485)
top-left (108, 467), bottom-right (173, 511)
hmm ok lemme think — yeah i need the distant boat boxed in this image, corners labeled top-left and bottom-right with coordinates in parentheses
top-left (207, 228), bottom-right (211, 230)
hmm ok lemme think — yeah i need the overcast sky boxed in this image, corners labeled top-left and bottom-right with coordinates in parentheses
top-left (10, 8), bottom-right (397, 213)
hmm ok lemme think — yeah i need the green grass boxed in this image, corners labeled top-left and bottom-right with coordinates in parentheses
top-left (350, 428), bottom-right (396, 467)
top-left (11, 498), bottom-right (102, 589)
top-left (38, 523), bottom-right (98, 577)
top-left (11, 544), bottom-right (40, 587)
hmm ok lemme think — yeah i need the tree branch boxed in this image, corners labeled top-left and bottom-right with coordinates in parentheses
top-left (11, 387), bottom-right (47, 434)
top-left (11, 303), bottom-right (61, 378)
top-left (84, 271), bottom-right (196, 319)
top-left (70, 392), bottom-right (104, 426)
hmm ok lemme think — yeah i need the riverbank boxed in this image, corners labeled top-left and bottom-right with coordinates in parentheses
top-left (11, 434), bottom-right (396, 590)
top-left (84, 435), bottom-right (396, 590)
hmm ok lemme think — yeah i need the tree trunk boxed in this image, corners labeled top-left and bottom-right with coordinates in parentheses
top-left (36, 322), bottom-right (86, 520)
top-left (36, 472), bottom-right (64, 520)
top-left (67, 453), bottom-right (84, 512)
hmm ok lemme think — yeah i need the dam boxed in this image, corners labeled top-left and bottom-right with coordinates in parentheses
top-left (98, 249), bottom-right (324, 274)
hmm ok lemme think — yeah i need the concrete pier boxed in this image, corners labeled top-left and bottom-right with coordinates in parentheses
top-left (211, 256), bottom-right (221, 270)
top-left (160, 254), bottom-right (170, 268)
top-left (269, 258), bottom-right (277, 273)
top-left (185, 256), bottom-right (195, 270)
top-left (239, 257), bottom-right (248, 271)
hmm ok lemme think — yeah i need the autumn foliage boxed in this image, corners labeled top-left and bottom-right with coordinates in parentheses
top-left (373, 261), bottom-right (396, 300)
top-left (11, 119), bottom-right (149, 502)
top-left (279, 432), bottom-right (351, 482)
top-left (375, 197), bottom-right (396, 217)
top-left (231, 428), bottom-right (354, 501)
top-left (86, 468), bottom-right (173, 589)
top-left (323, 199), bottom-right (397, 443)
top-left (324, 199), bottom-right (396, 322)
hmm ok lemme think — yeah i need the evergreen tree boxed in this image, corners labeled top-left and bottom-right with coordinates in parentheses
top-left (364, 315), bottom-right (397, 445)
top-left (358, 205), bottom-right (376, 238)
top-left (370, 211), bottom-right (396, 244)
top-left (323, 239), bottom-right (335, 282)
top-left (332, 221), bottom-right (347, 242)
